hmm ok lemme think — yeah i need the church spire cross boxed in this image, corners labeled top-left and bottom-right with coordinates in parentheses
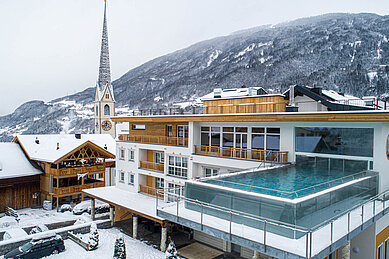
top-left (98, 0), bottom-right (111, 91)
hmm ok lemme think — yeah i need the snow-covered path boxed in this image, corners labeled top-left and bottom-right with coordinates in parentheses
top-left (44, 228), bottom-right (164, 259)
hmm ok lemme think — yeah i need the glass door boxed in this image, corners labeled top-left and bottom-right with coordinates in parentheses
top-left (177, 125), bottom-right (188, 145)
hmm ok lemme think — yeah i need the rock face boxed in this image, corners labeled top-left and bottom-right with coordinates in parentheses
top-left (1, 13), bottom-right (389, 141)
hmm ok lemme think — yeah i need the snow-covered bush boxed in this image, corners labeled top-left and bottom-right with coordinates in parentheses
top-left (73, 200), bottom-right (109, 215)
top-left (60, 204), bottom-right (73, 213)
top-left (113, 236), bottom-right (126, 259)
top-left (29, 227), bottom-right (42, 235)
top-left (88, 223), bottom-right (99, 250)
top-left (165, 238), bottom-right (179, 259)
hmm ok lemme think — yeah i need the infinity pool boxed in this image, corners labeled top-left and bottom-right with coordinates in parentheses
top-left (204, 156), bottom-right (369, 198)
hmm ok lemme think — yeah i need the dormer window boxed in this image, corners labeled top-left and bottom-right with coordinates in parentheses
top-left (105, 93), bottom-right (109, 99)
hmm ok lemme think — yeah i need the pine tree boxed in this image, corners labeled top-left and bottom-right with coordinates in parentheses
top-left (88, 223), bottom-right (99, 250)
top-left (113, 237), bottom-right (126, 259)
top-left (165, 238), bottom-right (178, 259)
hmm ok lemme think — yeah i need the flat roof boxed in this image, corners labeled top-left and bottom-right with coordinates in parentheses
top-left (112, 110), bottom-right (389, 123)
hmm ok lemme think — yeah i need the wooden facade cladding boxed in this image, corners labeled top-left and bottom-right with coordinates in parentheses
top-left (112, 111), bottom-right (389, 123)
top-left (128, 122), bottom-right (188, 137)
top-left (203, 95), bottom-right (287, 114)
top-left (0, 175), bottom-right (41, 212)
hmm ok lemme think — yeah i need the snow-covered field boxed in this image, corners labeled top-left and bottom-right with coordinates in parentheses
top-left (44, 228), bottom-right (164, 259)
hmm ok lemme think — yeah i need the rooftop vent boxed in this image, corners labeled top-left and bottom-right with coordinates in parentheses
top-left (35, 137), bottom-right (39, 144)
top-left (75, 134), bottom-right (81, 139)
top-left (213, 88), bottom-right (222, 98)
top-left (312, 87), bottom-right (322, 95)
top-left (56, 143), bottom-right (60, 150)
top-left (248, 87), bottom-right (256, 96)
top-left (104, 144), bottom-right (107, 150)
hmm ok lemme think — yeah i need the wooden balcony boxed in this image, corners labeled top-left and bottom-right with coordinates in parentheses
top-left (118, 134), bottom-right (188, 147)
top-left (50, 165), bottom-right (106, 177)
top-left (203, 102), bottom-right (287, 114)
top-left (194, 145), bottom-right (288, 164)
top-left (139, 161), bottom-right (164, 173)
top-left (52, 181), bottom-right (105, 196)
top-left (139, 184), bottom-right (164, 199)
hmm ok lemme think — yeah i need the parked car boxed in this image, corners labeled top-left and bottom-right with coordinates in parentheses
top-left (4, 234), bottom-right (65, 258)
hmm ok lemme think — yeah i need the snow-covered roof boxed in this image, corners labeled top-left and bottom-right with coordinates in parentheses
top-left (15, 134), bottom-right (116, 163)
top-left (0, 143), bottom-right (42, 179)
top-left (321, 90), bottom-right (361, 102)
top-left (201, 87), bottom-right (272, 101)
top-left (95, 83), bottom-right (115, 102)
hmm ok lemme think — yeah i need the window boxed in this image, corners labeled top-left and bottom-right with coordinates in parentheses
top-left (252, 127), bottom-right (280, 151)
top-left (154, 151), bottom-right (164, 164)
top-left (168, 155), bottom-right (188, 178)
top-left (166, 125), bottom-right (173, 137)
top-left (385, 238), bottom-right (389, 259)
top-left (155, 177), bottom-right (164, 189)
top-left (105, 93), bottom-right (109, 99)
top-left (104, 104), bottom-right (110, 116)
top-left (132, 124), bottom-right (145, 130)
top-left (204, 167), bottom-right (219, 177)
top-left (128, 173), bottom-right (134, 185)
top-left (378, 243), bottom-right (383, 259)
top-left (177, 125), bottom-right (189, 138)
top-left (119, 171), bottom-right (125, 183)
top-left (167, 183), bottom-right (184, 202)
top-left (201, 126), bottom-right (221, 147)
top-left (296, 127), bottom-right (374, 157)
top-left (119, 148), bottom-right (125, 160)
top-left (128, 149), bottom-right (134, 161)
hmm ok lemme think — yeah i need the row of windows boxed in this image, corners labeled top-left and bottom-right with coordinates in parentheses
top-left (200, 126), bottom-right (280, 151)
top-left (119, 148), bottom-right (135, 161)
top-left (377, 238), bottom-right (389, 259)
top-left (119, 171), bottom-right (134, 185)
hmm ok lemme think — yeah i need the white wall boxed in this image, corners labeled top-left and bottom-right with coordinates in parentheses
top-left (351, 224), bottom-right (375, 259)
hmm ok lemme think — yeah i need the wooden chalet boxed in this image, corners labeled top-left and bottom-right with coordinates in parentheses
top-left (0, 143), bottom-right (42, 212)
top-left (13, 134), bottom-right (116, 211)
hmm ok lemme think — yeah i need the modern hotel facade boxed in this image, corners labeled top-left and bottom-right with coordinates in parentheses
top-left (85, 86), bottom-right (389, 259)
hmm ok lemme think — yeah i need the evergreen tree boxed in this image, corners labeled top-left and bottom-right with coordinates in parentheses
top-left (88, 223), bottom-right (99, 250)
top-left (113, 237), bottom-right (126, 259)
top-left (165, 238), bottom-right (178, 259)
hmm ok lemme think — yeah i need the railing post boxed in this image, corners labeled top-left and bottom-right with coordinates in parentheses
top-left (156, 189), bottom-right (159, 212)
top-left (361, 205), bottom-right (364, 231)
top-left (330, 221), bottom-right (333, 253)
top-left (176, 195), bottom-right (179, 223)
top-left (305, 231), bottom-right (309, 259)
top-left (373, 199), bottom-right (376, 222)
top-left (201, 203), bottom-right (203, 231)
top-left (264, 220), bottom-right (267, 252)
top-left (229, 211), bottom-right (232, 240)
top-left (347, 212), bottom-right (350, 241)
top-left (309, 231), bottom-right (312, 258)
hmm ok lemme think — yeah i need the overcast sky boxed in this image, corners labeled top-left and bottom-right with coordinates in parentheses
top-left (0, 0), bottom-right (388, 116)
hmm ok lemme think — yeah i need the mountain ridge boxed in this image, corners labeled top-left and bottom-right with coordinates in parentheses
top-left (1, 12), bottom-right (388, 141)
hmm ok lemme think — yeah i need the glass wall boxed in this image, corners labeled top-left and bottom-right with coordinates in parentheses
top-left (295, 127), bottom-right (374, 157)
top-left (252, 127), bottom-right (280, 151)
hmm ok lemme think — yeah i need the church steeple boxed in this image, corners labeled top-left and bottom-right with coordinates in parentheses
top-left (94, 0), bottom-right (115, 138)
top-left (98, 0), bottom-right (111, 92)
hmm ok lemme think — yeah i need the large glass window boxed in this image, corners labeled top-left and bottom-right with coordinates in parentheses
top-left (201, 127), bottom-right (221, 146)
top-left (296, 127), bottom-right (374, 157)
top-left (252, 127), bottom-right (280, 151)
top-left (168, 155), bottom-right (188, 178)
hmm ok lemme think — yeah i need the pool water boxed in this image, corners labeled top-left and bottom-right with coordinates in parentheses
top-left (205, 156), bottom-right (369, 198)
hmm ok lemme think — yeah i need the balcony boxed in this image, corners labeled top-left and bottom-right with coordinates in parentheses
top-left (52, 181), bottom-right (105, 196)
top-left (139, 184), bottom-right (164, 199)
top-left (118, 134), bottom-right (188, 147)
top-left (139, 161), bottom-right (164, 173)
top-left (50, 164), bottom-right (106, 177)
top-left (194, 145), bottom-right (288, 163)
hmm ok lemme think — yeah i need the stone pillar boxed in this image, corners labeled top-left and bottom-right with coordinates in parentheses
top-left (133, 216), bottom-right (138, 239)
top-left (109, 206), bottom-right (114, 227)
top-left (160, 223), bottom-right (168, 252)
top-left (90, 199), bottom-right (95, 220)
top-left (340, 241), bottom-right (351, 259)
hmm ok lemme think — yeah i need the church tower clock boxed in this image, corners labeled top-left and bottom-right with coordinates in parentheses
top-left (94, 0), bottom-right (116, 138)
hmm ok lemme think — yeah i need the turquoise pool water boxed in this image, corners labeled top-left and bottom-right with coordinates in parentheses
top-left (204, 156), bottom-right (369, 198)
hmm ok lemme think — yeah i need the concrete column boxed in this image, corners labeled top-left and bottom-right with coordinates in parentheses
top-left (132, 216), bottom-right (138, 239)
top-left (90, 199), bottom-right (95, 220)
top-left (109, 206), bottom-right (114, 227)
top-left (160, 224), bottom-right (167, 252)
top-left (340, 241), bottom-right (351, 259)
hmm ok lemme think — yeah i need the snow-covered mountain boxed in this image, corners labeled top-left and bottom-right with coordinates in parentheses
top-left (1, 13), bottom-right (389, 141)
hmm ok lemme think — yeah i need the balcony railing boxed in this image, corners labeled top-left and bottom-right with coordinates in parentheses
top-left (50, 165), bottom-right (106, 177)
top-left (139, 161), bottom-right (164, 173)
top-left (194, 145), bottom-right (288, 164)
top-left (139, 184), bottom-right (164, 199)
top-left (52, 181), bottom-right (105, 196)
top-left (118, 134), bottom-right (188, 147)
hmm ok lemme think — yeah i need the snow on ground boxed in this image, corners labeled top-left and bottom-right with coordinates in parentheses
top-left (0, 208), bottom-right (91, 233)
top-left (44, 228), bottom-right (164, 259)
